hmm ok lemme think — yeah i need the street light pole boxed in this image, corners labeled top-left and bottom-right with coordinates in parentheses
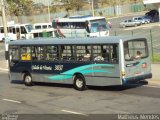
top-left (1, 0), bottom-right (8, 37)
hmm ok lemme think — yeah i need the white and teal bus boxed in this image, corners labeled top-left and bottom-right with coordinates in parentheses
top-left (52, 16), bottom-right (109, 38)
top-left (7, 36), bottom-right (152, 90)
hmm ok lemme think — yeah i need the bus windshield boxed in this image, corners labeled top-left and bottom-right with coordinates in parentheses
top-left (124, 39), bottom-right (148, 61)
top-left (90, 19), bottom-right (107, 33)
top-left (25, 25), bottom-right (33, 32)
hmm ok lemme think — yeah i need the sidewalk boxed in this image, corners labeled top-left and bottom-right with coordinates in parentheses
top-left (0, 60), bottom-right (159, 86)
top-left (148, 64), bottom-right (160, 86)
top-left (0, 60), bottom-right (8, 71)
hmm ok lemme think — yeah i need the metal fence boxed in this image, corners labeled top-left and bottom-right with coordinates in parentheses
top-left (110, 28), bottom-right (160, 62)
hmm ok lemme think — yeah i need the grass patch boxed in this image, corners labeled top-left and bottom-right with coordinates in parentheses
top-left (151, 54), bottom-right (160, 62)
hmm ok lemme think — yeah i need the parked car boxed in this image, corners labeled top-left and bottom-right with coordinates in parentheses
top-left (120, 19), bottom-right (141, 28)
top-left (142, 15), bottom-right (153, 23)
top-left (133, 17), bottom-right (150, 24)
top-left (145, 9), bottom-right (159, 22)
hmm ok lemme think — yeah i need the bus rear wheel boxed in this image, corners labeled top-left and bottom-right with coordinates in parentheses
top-left (23, 73), bottom-right (33, 86)
top-left (73, 75), bottom-right (86, 91)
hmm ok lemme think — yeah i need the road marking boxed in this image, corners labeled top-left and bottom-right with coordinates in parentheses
top-left (2, 98), bottom-right (21, 104)
top-left (61, 109), bottom-right (88, 116)
top-left (0, 50), bottom-right (4, 52)
top-left (0, 68), bottom-right (8, 71)
top-left (142, 27), bottom-right (152, 29)
top-left (0, 71), bottom-right (8, 73)
top-left (145, 85), bottom-right (160, 89)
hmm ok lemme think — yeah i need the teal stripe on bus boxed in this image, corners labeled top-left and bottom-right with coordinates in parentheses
top-left (48, 64), bottom-right (114, 81)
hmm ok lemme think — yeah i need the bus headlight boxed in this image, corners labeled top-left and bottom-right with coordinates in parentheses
top-left (121, 70), bottom-right (126, 76)
top-left (142, 63), bottom-right (147, 68)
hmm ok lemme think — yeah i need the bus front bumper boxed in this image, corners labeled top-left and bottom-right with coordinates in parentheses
top-left (122, 73), bottom-right (152, 85)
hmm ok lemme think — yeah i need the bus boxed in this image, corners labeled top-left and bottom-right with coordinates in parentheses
top-left (31, 28), bottom-right (55, 38)
top-left (0, 24), bottom-right (33, 41)
top-left (52, 16), bottom-right (109, 38)
top-left (7, 36), bottom-right (152, 91)
top-left (32, 23), bottom-right (54, 38)
top-left (33, 23), bottom-right (52, 30)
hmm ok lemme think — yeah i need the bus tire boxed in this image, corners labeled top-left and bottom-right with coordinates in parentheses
top-left (73, 75), bottom-right (86, 91)
top-left (23, 73), bottom-right (33, 86)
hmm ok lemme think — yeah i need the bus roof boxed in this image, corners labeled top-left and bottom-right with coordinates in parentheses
top-left (9, 36), bottom-right (146, 46)
top-left (33, 23), bottom-right (51, 26)
top-left (0, 23), bottom-right (32, 27)
top-left (54, 16), bottom-right (106, 23)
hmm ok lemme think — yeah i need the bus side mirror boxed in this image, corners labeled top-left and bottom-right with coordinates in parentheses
top-left (5, 51), bottom-right (9, 60)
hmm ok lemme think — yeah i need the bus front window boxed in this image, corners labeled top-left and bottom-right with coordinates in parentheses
top-left (90, 19), bottom-right (107, 33)
top-left (90, 23), bottom-right (98, 33)
top-left (124, 40), bottom-right (148, 61)
top-left (25, 25), bottom-right (33, 32)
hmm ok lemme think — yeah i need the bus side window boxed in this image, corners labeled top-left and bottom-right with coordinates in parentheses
top-left (21, 26), bottom-right (27, 34)
top-left (36, 46), bottom-right (45, 61)
top-left (111, 44), bottom-right (118, 63)
top-left (32, 46), bottom-right (37, 60)
top-left (61, 45), bottom-right (72, 61)
top-left (20, 46), bottom-right (31, 61)
top-left (102, 48), bottom-right (109, 62)
top-left (46, 46), bottom-right (58, 61)
top-left (9, 46), bottom-right (19, 61)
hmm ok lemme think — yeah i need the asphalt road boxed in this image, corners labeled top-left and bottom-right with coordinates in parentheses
top-left (0, 71), bottom-right (160, 119)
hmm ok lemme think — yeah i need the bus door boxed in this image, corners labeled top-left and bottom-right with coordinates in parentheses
top-left (92, 44), bottom-right (120, 86)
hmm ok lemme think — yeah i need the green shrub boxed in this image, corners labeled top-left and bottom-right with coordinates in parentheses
top-left (152, 54), bottom-right (160, 62)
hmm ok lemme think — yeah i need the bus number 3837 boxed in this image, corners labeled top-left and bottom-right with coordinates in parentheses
top-left (54, 65), bottom-right (63, 71)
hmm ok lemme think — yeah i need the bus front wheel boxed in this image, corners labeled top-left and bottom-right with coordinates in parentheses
top-left (73, 75), bottom-right (86, 91)
top-left (23, 73), bottom-right (33, 86)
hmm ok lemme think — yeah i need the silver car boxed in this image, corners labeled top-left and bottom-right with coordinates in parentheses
top-left (120, 19), bottom-right (141, 28)
top-left (133, 17), bottom-right (150, 24)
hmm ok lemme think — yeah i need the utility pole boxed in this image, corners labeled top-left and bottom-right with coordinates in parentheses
top-left (47, 0), bottom-right (51, 23)
top-left (1, 0), bottom-right (8, 37)
top-left (91, 0), bottom-right (95, 16)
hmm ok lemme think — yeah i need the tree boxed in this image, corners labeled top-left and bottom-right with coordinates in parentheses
top-left (52, 0), bottom-right (84, 13)
top-left (6, 0), bottom-right (34, 16)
